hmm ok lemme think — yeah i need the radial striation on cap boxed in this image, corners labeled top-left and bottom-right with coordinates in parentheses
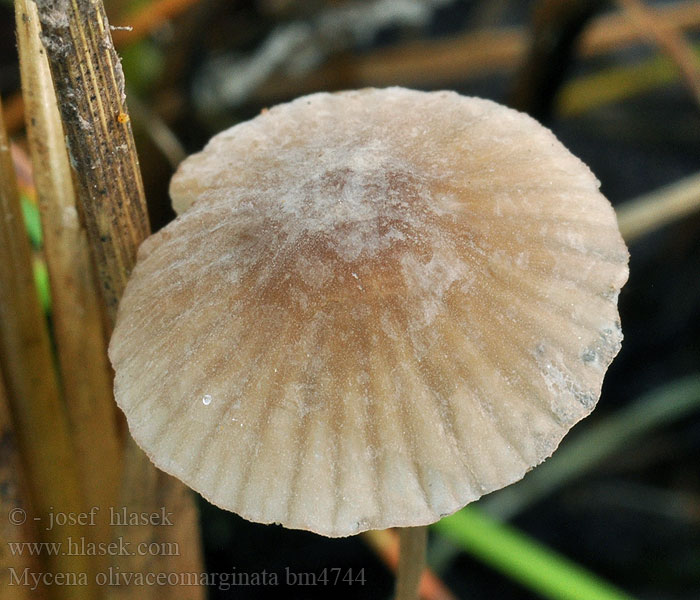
top-left (109, 88), bottom-right (629, 537)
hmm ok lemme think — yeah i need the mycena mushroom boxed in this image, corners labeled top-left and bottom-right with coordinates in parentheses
top-left (109, 87), bottom-right (628, 599)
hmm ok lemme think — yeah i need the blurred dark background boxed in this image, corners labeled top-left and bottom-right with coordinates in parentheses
top-left (2, 0), bottom-right (699, 598)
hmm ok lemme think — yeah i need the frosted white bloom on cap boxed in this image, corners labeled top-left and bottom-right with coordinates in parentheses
top-left (109, 88), bottom-right (628, 537)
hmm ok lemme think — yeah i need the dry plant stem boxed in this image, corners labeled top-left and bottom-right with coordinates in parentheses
top-left (15, 0), bottom-right (122, 567)
top-left (2, 92), bottom-right (24, 137)
top-left (111, 440), bottom-right (206, 600)
top-left (617, 0), bottom-right (700, 108)
top-left (34, 0), bottom-right (150, 324)
top-left (34, 0), bottom-right (205, 595)
top-left (0, 373), bottom-right (46, 600)
top-left (616, 171), bottom-right (700, 242)
top-left (396, 526), bottom-right (428, 600)
top-left (580, 0), bottom-right (700, 55)
top-left (0, 100), bottom-right (95, 600)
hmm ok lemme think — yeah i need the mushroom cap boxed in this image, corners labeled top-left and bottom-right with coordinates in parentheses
top-left (109, 88), bottom-right (628, 537)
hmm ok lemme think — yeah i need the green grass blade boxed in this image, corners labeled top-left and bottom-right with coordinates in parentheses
top-left (21, 194), bottom-right (42, 247)
top-left (433, 506), bottom-right (635, 600)
top-left (32, 256), bottom-right (51, 314)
